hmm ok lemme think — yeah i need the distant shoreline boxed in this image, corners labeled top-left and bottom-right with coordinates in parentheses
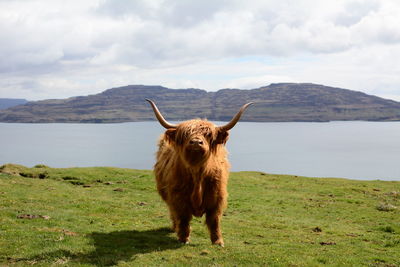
top-left (1, 83), bottom-right (400, 123)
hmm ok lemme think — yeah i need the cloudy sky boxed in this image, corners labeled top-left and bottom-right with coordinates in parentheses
top-left (1, 0), bottom-right (400, 101)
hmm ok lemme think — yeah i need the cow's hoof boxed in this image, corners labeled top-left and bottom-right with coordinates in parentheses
top-left (179, 238), bottom-right (190, 244)
top-left (212, 239), bottom-right (224, 247)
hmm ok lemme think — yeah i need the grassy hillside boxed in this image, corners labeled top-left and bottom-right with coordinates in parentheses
top-left (1, 164), bottom-right (399, 266)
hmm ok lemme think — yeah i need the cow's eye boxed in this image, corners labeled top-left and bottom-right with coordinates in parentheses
top-left (206, 133), bottom-right (212, 138)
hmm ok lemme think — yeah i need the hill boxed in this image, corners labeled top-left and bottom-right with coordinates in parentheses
top-left (0, 164), bottom-right (399, 266)
top-left (0, 83), bottom-right (400, 122)
top-left (0, 98), bottom-right (28, 110)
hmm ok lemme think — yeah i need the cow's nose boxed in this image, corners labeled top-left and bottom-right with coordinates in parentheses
top-left (190, 139), bottom-right (203, 145)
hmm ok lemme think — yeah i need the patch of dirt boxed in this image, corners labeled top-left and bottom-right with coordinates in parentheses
top-left (386, 191), bottom-right (399, 198)
top-left (346, 233), bottom-right (359, 237)
top-left (376, 203), bottom-right (397, 212)
top-left (62, 176), bottom-right (80, 181)
top-left (0, 164), bottom-right (48, 179)
top-left (39, 227), bottom-right (78, 236)
top-left (312, 227), bottom-right (322, 233)
top-left (319, 241), bottom-right (336, 246)
top-left (54, 257), bottom-right (70, 265)
top-left (69, 181), bottom-right (85, 186)
top-left (0, 163), bottom-right (28, 176)
top-left (17, 214), bottom-right (50, 220)
top-left (200, 250), bottom-right (210, 255)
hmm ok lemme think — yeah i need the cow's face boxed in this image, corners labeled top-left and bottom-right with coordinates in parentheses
top-left (146, 99), bottom-right (252, 166)
top-left (165, 120), bottom-right (229, 166)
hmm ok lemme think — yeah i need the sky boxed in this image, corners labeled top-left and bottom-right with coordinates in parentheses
top-left (1, 0), bottom-right (400, 101)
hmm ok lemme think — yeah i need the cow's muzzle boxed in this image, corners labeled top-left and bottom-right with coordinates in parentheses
top-left (189, 138), bottom-right (204, 146)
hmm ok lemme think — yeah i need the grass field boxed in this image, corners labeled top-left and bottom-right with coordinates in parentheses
top-left (0, 164), bottom-right (399, 266)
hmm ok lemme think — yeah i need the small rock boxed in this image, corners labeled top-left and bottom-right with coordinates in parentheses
top-left (104, 182), bottom-right (114, 185)
top-left (137, 202), bottom-right (147, 206)
top-left (114, 188), bottom-right (124, 192)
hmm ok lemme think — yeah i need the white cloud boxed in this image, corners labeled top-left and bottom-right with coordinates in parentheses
top-left (0, 0), bottom-right (400, 101)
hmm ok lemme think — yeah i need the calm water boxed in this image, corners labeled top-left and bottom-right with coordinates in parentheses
top-left (1, 121), bottom-right (399, 180)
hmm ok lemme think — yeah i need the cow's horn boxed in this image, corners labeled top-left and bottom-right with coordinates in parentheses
top-left (217, 102), bottom-right (254, 131)
top-left (146, 99), bottom-right (177, 129)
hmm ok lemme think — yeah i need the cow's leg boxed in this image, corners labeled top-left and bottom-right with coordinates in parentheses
top-left (176, 214), bottom-right (192, 244)
top-left (206, 209), bottom-right (224, 246)
top-left (170, 205), bottom-right (192, 243)
top-left (169, 209), bottom-right (177, 232)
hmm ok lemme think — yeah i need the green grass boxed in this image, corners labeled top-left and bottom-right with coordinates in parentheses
top-left (0, 164), bottom-right (399, 266)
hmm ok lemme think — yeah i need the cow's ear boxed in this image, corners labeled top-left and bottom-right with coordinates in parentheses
top-left (165, 128), bottom-right (177, 143)
top-left (216, 130), bottom-right (229, 145)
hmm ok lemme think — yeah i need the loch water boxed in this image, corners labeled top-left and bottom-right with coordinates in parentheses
top-left (1, 121), bottom-right (399, 180)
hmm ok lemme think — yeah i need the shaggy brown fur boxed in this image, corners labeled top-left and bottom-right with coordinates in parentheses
top-left (154, 119), bottom-right (230, 246)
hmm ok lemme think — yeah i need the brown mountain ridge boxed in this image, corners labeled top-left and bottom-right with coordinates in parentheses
top-left (1, 83), bottom-right (399, 123)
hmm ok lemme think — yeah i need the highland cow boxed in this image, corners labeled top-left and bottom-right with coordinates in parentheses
top-left (146, 99), bottom-right (252, 246)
